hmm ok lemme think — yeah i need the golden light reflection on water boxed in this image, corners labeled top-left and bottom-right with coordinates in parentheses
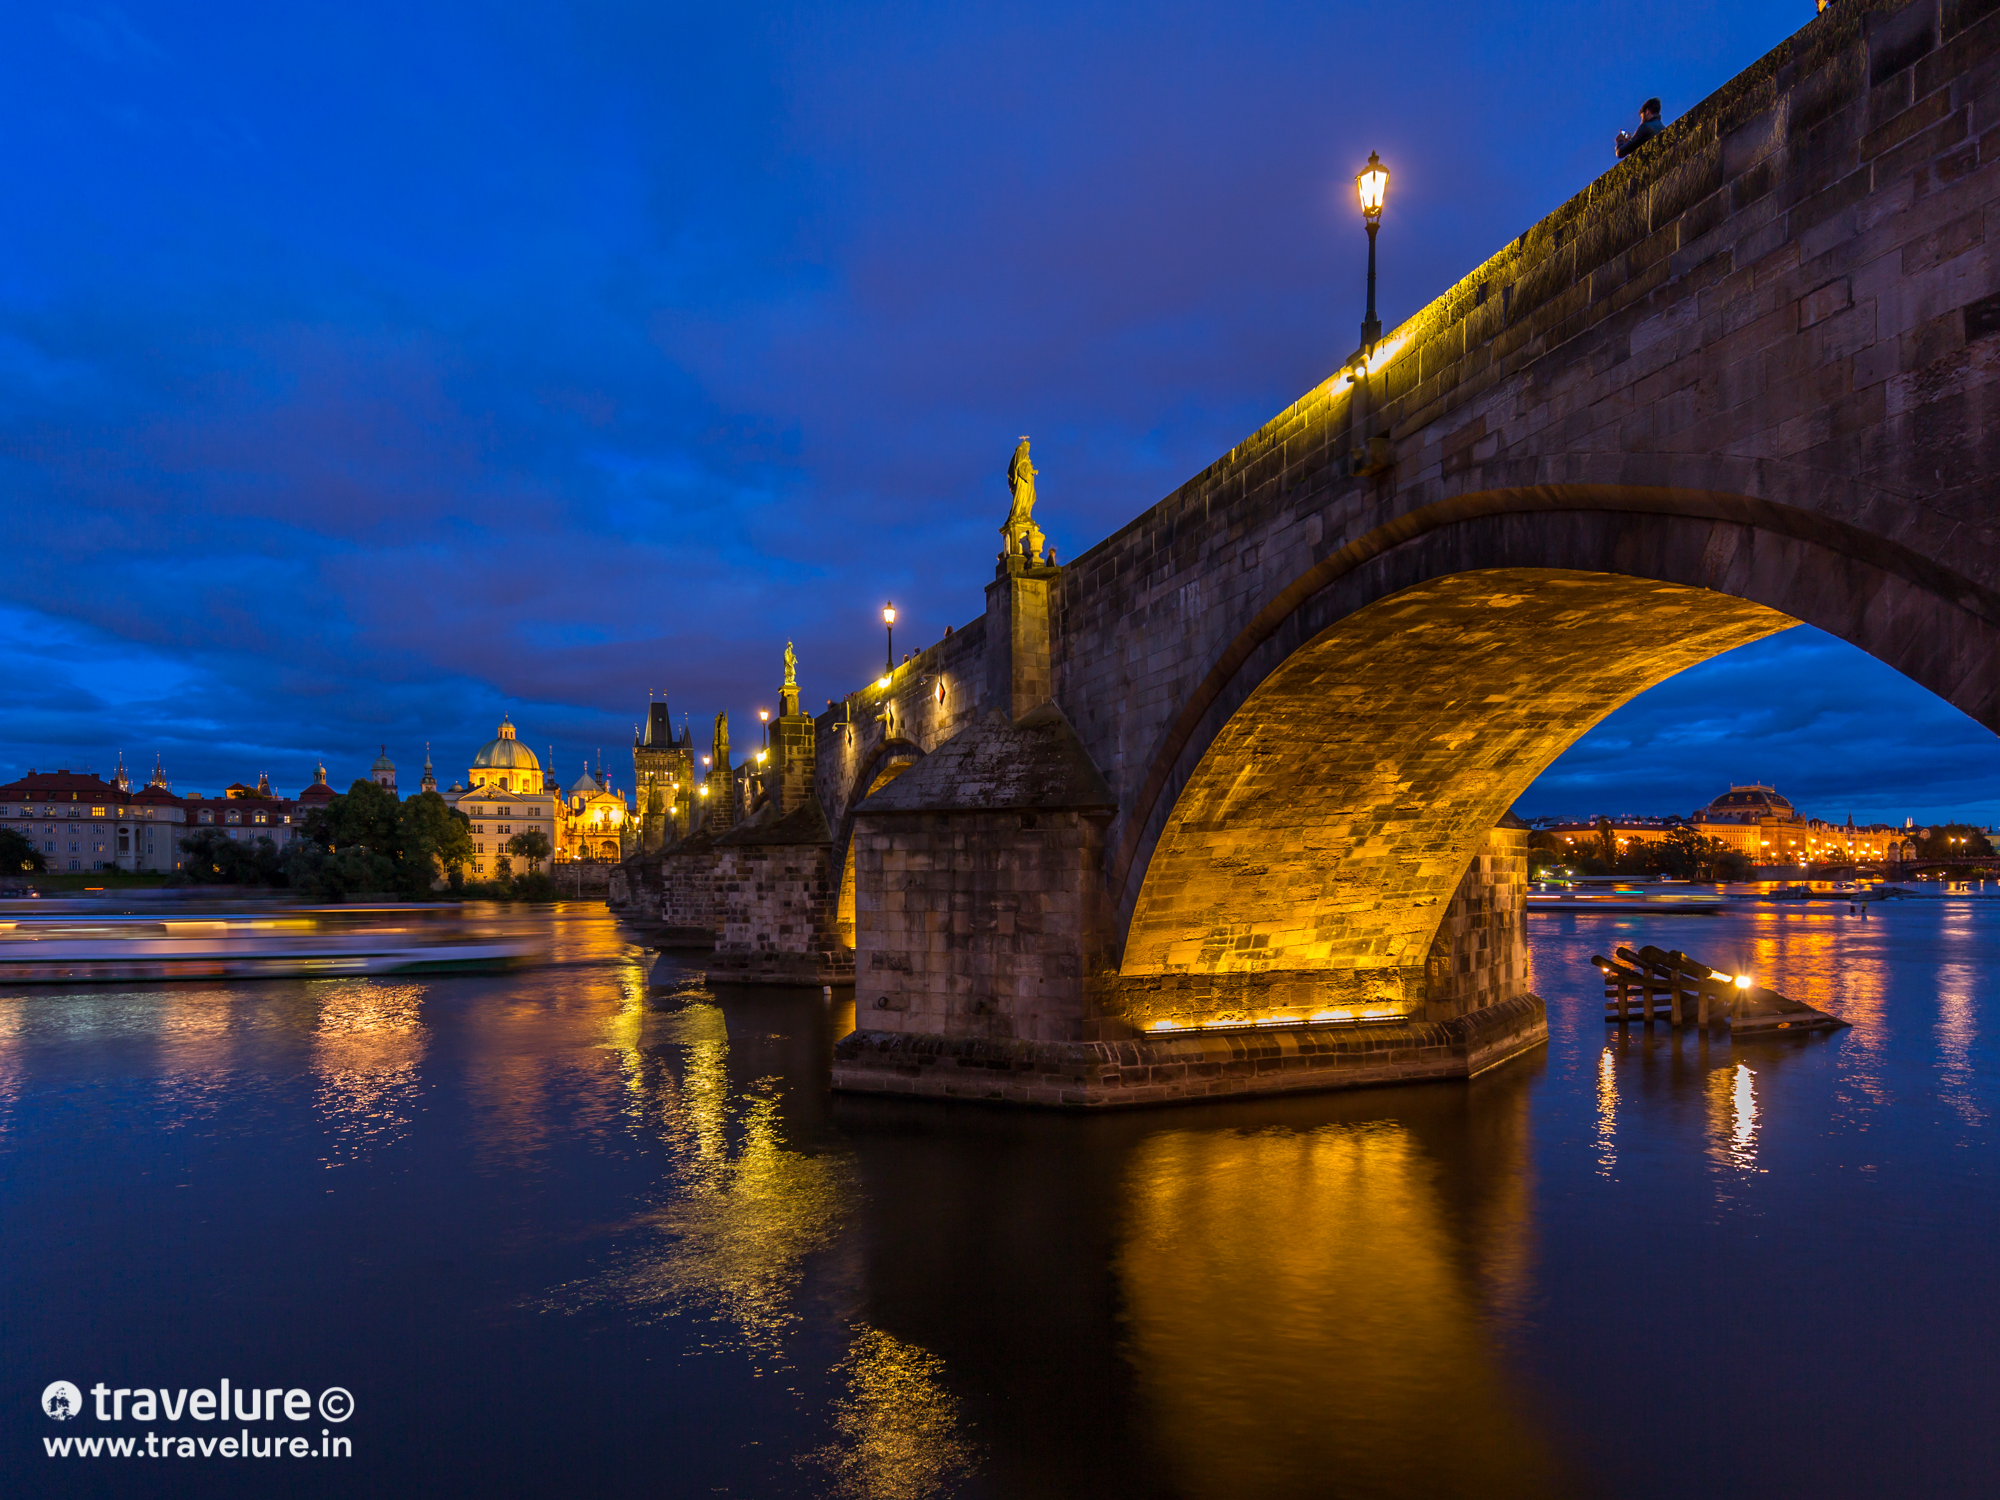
top-left (311, 982), bottom-right (428, 1169)
top-left (1595, 1047), bottom-right (1617, 1176)
top-left (152, 987), bottom-right (255, 1129)
top-left (1115, 1118), bottom-right (1556, 1500)
top-left (800, 1326), bottom-right (979, 1500)
top-left (547, 994), bottom-right (853, 1371)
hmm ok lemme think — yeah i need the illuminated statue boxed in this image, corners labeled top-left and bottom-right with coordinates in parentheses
top-left (783, 640), bottom-right (797, 689)
top-left (1001, 437), bottom-right (1046, 563)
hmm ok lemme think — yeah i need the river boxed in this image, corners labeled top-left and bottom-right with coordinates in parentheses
top-left (3, 899), bottom-right (1994, 1498)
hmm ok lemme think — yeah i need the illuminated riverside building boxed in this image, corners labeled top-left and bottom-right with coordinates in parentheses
top-left (633, 700), bottom-right (697, 853)
top-left (444, 717), bottom-right (558, 878)
top-left (560, 763), bottom-right (631, 863)
top-left (0, 765), bottom-right (183, 873)
top-left (0, 761), bottom-right (334, 874)
top-left (1539, 784), bottom-right (1920, 869)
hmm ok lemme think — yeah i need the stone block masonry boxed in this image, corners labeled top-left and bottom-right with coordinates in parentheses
top-left (716, 0), bottom-right (1998, 1108)
top-left (706, 799), bottom-right (853, 985)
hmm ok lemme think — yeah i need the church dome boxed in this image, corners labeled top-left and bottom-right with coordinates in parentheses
top-left (370, 750), bottom-right (395, 773)
top-left (471, 717), bottom-right (541, 775)
top-left (1704, 784), bottom-right (1795, 818)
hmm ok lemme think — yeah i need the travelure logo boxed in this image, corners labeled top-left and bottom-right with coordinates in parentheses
top-left (42, 1382), bottom-right (84, 1421)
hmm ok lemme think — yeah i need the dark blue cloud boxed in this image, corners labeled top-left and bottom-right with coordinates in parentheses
top-left (6, 0), bottom-right (1975, 825)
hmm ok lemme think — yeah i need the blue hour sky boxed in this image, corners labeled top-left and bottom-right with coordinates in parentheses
top-left (4, 0), bottom-right (1997, 824)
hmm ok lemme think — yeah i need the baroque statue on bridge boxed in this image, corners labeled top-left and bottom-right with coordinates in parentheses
top-left (1000, 436), bottom-right (1046, 564)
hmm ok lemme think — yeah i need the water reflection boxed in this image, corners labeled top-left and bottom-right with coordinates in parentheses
top-left (547, 986), bottom-right (854, 1373)
top-left (1113, 1102), bottom-right (1557, 1500)
top-left (311, 981), bottom-right (428, 1170)
top-left (1706, 1062), bottom-right (1760, 1173)
top-left (1595, 1047), bottom-right (1617, 1176)
top-left (10, 902), bottom-right (2000, 1499)
top-left (801, 1325), bottom-right (980, 1500)
top-left (1935, 963), bottom-right (1984, 1133)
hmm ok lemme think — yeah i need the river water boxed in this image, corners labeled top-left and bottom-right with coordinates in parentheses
top-left (2, 900), bottom-right (1995, 1498)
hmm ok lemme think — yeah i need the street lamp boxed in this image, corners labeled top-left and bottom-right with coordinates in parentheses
top-left (758, 707), bottom-right (770, 756)
top-left (1356, 151), bottom-right (1389, 351)
top-left (883, 602), bottom-right (897, 675)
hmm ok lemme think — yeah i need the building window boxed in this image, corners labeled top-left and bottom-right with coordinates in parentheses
top-left (200, 810), bottom-right (214, 824)
top-left (226, 810), bottom-right (242, 825)
top-left (253, 811), bottom-right (267, 825)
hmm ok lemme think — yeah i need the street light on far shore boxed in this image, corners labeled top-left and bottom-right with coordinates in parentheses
top-left (1355, 151), bottom-right (1389, 351)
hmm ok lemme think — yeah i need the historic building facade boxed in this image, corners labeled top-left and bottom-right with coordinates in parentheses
top-left (632, 701), bottom-right (696, 853)
top-left (559, 763), bottom-right (631, 863)
top-left (445, 718), bottom-right (558, 877)
top-left (1537, 784), bottom-right (1914, 868)
top-left (0, 768), bottom-right (185, 873)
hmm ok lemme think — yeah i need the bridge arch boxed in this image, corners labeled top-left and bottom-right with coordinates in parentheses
top-left (832, 737), bottom-right (927, 949)
top-left (1113, 483), bottom-right (2000, 993)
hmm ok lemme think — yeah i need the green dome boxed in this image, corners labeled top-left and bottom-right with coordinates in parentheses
top-left (470, 716), bottom-right (541, 775)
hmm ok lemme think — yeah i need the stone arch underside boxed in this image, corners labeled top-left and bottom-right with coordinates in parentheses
top-left (1099, 481), bottom-right (2000, 1027)
top-left (1116, 566), bottom-right (1790, 1013)
top-left (834, 742), bottom-right (925, 949)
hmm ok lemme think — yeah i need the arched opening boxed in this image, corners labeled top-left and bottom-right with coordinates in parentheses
top-left (1121, 568), bottom-right (1793, 1008)
top-left (834, 746), bottom-right (924, 949)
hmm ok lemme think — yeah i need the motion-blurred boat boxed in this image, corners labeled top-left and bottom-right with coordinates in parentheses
top-left (1527, 884), bottom-right (1724, 915)
top-left (0, 911), bottom-right (533, 985)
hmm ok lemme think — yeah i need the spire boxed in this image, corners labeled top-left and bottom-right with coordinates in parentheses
top-left (257, 770), bottom-right (271, 796)
top-left (113, 751), bottom-right (130, 793)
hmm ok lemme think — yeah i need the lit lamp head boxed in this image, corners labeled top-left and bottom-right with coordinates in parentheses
top-left (758, 709), bottom-right (769, 723)
top-left (1735, 974), bottom-right (1752, 989)
top-left (882, 602), bottom-right (896, 626)
top-left (1356, 150), bottom-right (1388, 225)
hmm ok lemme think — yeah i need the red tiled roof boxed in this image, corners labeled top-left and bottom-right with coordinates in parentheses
top-left (0, 771), bottom-right (124, 800)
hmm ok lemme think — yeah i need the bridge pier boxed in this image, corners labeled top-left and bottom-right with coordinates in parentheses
top-left (832, 809), bottom-right (1545, 1107)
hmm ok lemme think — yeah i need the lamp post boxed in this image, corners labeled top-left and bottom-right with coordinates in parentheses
top-left (1356, 151), bottom-right (1389, 352)
top-left (758, 707), bottom-right (770, 756)
top-left (883, 602), bottom-right (897, 675)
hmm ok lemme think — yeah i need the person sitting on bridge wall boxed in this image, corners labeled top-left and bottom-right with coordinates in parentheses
top-left (1615, 97), bottom-right (1664, 158)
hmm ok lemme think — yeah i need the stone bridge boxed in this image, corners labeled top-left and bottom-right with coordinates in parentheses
top-left (651, 0), bottom-right (1999, 1105)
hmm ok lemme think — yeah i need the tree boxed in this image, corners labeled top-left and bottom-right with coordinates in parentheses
top-left (288, 780), bottom-right (471, 901)
top-left (1914, 822), bottom-right (1995, 860)
top-left (505, 828), bottom-right (552, 868)
top-left (176, 827), bottom-right (287, 886)
top-left (398, 792), bottom-right (475, 897)
top-left (0, 827), bottom-right (46, 874)
top-left (1593, 816), bottom-right (1617, 866)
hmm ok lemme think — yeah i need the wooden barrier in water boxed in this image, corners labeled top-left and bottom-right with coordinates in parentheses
top-left (1589, 945), bottom-right (1846, 1034)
